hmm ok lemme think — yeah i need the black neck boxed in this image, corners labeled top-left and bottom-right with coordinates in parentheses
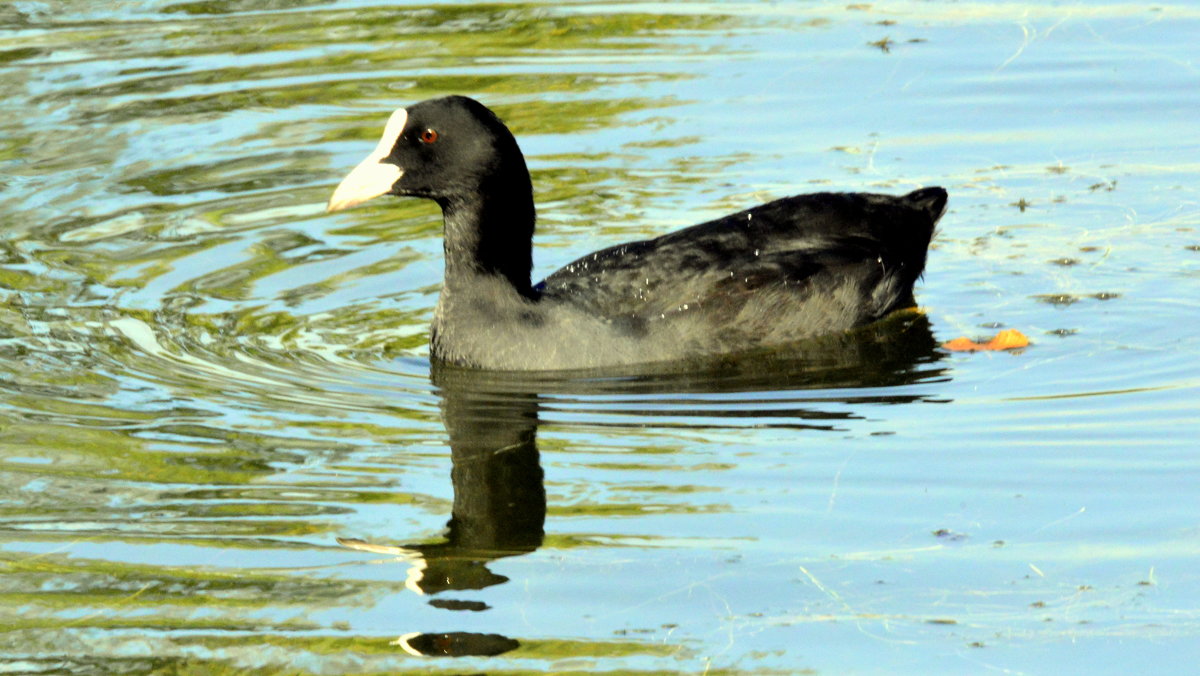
top-left (439, 172), bottom-right (537, 298)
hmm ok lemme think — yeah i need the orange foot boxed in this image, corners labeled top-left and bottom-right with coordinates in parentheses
top-left (943, 329), bottom-right (1030, 352)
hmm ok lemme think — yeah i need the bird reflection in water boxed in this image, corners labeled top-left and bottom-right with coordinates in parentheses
top-left (338, 362), bottom-right (545, 657)
top-left (339, 311), bottom-right (945, 657)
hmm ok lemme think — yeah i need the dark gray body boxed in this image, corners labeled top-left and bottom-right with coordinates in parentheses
top-left (432, 188), bottom-right (946, 370)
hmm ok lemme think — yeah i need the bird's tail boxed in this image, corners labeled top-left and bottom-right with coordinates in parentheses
top-left (903, 187), bottom-right (948, 224)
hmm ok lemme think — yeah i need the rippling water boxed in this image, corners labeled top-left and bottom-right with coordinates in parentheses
top-left (3, 1), bottom-right (1199, 673)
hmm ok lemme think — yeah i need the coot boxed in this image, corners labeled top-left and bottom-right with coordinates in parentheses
top-left (328, 96), bottom-right (947, 370)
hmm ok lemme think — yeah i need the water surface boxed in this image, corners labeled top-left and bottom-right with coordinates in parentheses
top-left (2, 1), bottom-right (1199, 673)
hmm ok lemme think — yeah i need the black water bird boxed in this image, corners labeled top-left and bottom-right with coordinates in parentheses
top-left (328, 96), bottom-right (947, 370)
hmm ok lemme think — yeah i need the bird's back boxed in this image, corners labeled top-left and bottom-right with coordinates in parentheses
top-left (538, 188), bottom-right (946, 348)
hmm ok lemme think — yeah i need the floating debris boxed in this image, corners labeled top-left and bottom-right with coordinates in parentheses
top-left (868, 36), bottom-right (895, 52)
top-left (943, 329), bottom-right (1031, 352)
top-left (1033, 293), bottom-right (1079, 306)
top-left (932, 528), bottom-right (969, 541)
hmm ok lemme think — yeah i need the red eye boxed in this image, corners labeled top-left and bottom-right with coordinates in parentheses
top-left (419, 128), bottom-right (439, 144)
